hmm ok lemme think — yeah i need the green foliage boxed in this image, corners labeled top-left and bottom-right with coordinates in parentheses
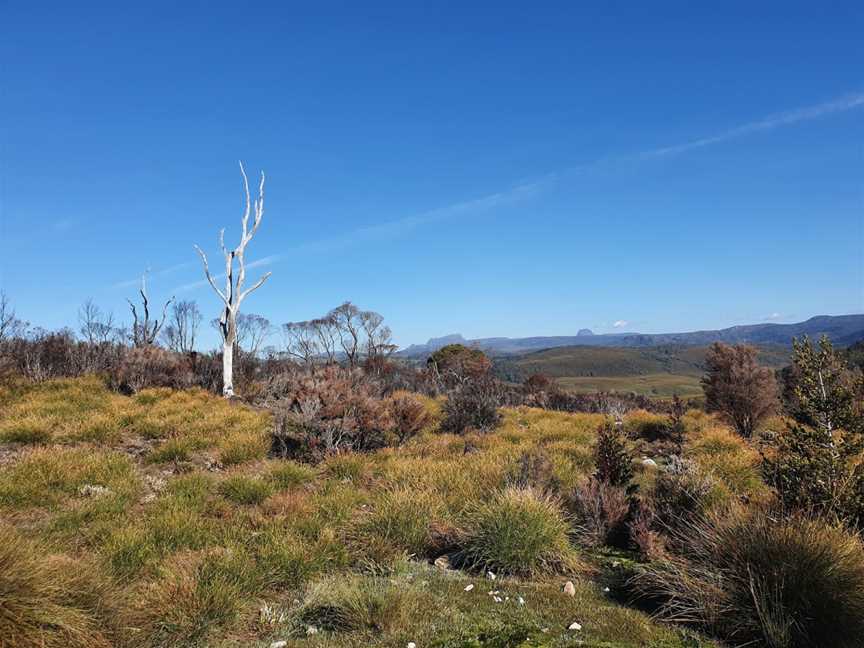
top-left (788, 335), bottom-right (863, 435)
top-left (765, 337), bottom-right (864, 526)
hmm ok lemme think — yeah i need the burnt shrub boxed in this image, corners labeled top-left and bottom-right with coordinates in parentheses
top-left (567, 478), bottom-right (631, 549)
top-left (267, 367), bottom-right (400, 461)
top-left (506, 447), bottom-right (560, 493)
top-left (384, 391), bottom-right (431, 445)
top-left (439, 378), bottom-right (502, 435)
top-left (109, 346), bottom-right (194, 394)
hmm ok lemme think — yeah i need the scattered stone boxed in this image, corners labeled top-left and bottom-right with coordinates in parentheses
top-left (493, 596), bottom-right (502, 603)
top-left (517, 596), bottom-right (525, 605)
top-left (568, 622), bottom-right (583, 631)
top-left (563, 581), bottom-right (576, 596)
top-left (306, 626), bottom-right (318, 635)
top-left (78, 484), bottom-right (110, 498)
top-left (434, 555), bottom-right (451, 570)
top-left (603, 586), bottom-right (610, 593)
top-left (641, 457), bottom-right (658, 468)
top-left (464, 583), bottom-right (474, 592)
top-left (270, 642), bottom-right (287, 648)
top-left (407, 643), bottom-right (417, 648)
top-left (611, 561), bottom-right (620, 568)
top-left (486, 571), bottom-right (496, 580)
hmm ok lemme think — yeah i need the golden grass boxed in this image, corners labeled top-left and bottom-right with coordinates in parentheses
top-left (0, 378), bottom-right (738, 647)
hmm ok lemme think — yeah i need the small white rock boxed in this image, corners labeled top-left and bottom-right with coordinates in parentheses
top-left (306, 625), bottom-right (318, 635)
top-left (568, 622), bottom-right (582, 631)
top-left (464, 583), bottom-right (474, 592)
top-left (407, 643), bottom-right (417, 648)
top-left (518, 596), bottom-right (525, 605)
top-left (270, 642), bottom-right (287, 648)
top-left (603, 586), bottom-right (610, 593)
top-left (493, 596), bottom-right (502, 603)
top-left (641, 457), bottom-right (658, 468)
top-left (486, 571), bottom-right (496, 580)
top-left (563, 580), bottom-right (576, 596)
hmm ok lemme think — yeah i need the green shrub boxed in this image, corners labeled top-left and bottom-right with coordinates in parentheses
top-left (458, 487), bottom-right (578, 576)
top-left (630, 510), bottom-right (864, 647)
top-left (763, 424), bottom-right (864, 528)
top-left (218, 475), bottom-right (273, 505)
top-left (594, 421), bottom-right (633, 487)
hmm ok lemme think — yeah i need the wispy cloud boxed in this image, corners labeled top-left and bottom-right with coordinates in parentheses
top-left (613, 320), bottom-right (628, 328)
top-left (113, 262), bottom-right (195, 290)
top-left (637, 92), bottom-right (864, 159)
top-left (155, 91), bottom-right (863, 294)
top-left (171, 176), bottom-right (551, 293)
top-left (762, 312), bottom-right (783, 321)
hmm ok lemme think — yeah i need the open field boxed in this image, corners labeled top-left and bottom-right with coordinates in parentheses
top-left (555, 374), bottom-right (704, 399)
top-left (0, 377), bottom-right (750, 648)
top-left (501, 344), bottom-right (790, 398)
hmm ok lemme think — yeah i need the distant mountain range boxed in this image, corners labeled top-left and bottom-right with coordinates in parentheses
top-left (400, 314), bottom-right (864, 357)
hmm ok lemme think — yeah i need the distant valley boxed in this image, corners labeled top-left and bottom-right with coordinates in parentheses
top-left (401, 314), bottom-right (864, 357)
top-left (401, 314), bottom-right (864, 399)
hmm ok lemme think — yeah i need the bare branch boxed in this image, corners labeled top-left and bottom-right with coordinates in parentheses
top-left (194, 245), bottom-right (228, 303)
top-left (239, 272), bottom-right (272, 304)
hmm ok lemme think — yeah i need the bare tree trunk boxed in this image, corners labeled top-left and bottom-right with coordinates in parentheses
top-left (195, 162), bottom-right (271, 397)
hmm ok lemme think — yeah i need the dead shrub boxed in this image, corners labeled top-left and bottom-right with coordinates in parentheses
top-left (567, 477), bottom-right (631, 548)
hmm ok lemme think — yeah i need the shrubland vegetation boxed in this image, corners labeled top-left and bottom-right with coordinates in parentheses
top-left (1, 286), bottom-right (864, 647)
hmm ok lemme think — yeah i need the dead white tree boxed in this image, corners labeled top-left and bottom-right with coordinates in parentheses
top-left (128, 273), bottom-right (173, 347)
top-left (194, 162), bottom-right (271, 397)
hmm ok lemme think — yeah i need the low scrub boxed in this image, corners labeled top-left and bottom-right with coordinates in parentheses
top-left (440, 379), bottom-right (502, 435)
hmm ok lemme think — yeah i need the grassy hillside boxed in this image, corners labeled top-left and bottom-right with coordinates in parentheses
top-left (0, 377), bottom-right (736, 648)
top-left (504, 344), bottom-right (790, 398)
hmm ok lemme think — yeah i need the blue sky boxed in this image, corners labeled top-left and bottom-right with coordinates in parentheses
top-left (2, 2), bottom-right (863, 349)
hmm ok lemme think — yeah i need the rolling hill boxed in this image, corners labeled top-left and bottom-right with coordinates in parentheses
top-left (401, 314), bottom-right (864, 357)
top-left (494, 344), bottom-right (792, 399)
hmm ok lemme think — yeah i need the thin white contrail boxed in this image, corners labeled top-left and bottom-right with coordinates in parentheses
top-left (638, 92), bottom-right (864, 158)
top-left (166, 91), bottom-right (863, 293)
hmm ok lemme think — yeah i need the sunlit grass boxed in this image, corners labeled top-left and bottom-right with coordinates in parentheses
top-left (0, 378), bottom-right (734, 647)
